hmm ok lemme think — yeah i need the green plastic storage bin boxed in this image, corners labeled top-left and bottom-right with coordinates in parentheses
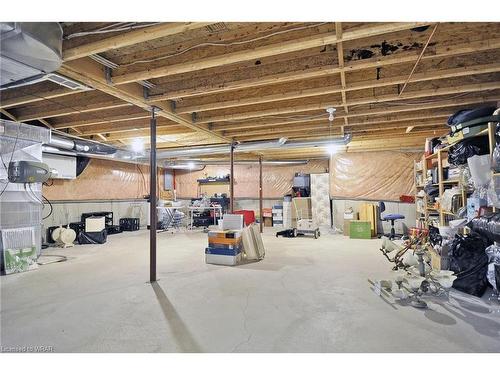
top-left (349, 221), bottom-right (372, 239)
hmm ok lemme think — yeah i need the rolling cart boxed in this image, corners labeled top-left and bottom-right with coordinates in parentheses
top-left (276, 200), bottom-right (320, 239)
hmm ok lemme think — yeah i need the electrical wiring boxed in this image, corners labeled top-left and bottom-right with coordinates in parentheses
top-left (26, 183), bottom-right (44, 206)
top-left (42, 195), bottom-right (53, 220)
top-left (65, 22), bottom-right (161, 39)
top-left (37, 254), bottom-right (68, 265)
top-left (119, 22), bottom-right (328, 67)
top-left (24, 183), bottom-right (53, 219)
top-left (347, 92), bottom-right (487, 111)
top-left (225, 113), bottom-right (328, 123)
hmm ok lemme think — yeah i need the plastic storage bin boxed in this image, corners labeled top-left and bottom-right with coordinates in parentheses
top-left (119, 218), bottom-right (140, 231)
top-left (349, 221), bottom-right (372, 239)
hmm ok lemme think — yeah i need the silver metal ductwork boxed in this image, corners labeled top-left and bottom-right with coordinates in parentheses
top-left (154, 134), bottom-right (350, 159)
top-left (154, 137), bottom-right (288, 159)
top-left (0, 22), bottom-right (63, 89)
top-left (45, 131), bottom-right (144, 163)
top-left (163, 159), bottom-right (311, 168)
top-left (42, 128), bottom-right (350, 168)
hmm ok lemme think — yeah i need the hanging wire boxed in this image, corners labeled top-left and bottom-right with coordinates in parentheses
top-left (65, 22), bottom-right (162, 40)
top-left (119, 22), bottom-right (328, 67)
top-left (399, 23), bottom-right (440, 97)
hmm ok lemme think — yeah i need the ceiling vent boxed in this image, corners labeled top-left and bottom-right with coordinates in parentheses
top-left (0, 22), bottom-right (63, 89)
top-left (45, 73), bottom-right (92, 91)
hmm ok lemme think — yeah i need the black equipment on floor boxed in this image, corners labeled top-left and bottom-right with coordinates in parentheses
top-left (77, 229), bottom-right (108, 245)
top-left (119, 218), bottom-right (140, 231)
top-left (106, 225), bottom-right (123, 235)
top-left (69, 222), bottom-right (85, 237)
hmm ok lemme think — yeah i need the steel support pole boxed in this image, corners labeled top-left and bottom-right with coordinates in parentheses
top-left (229, 142), bottom-right (235, 213)
top-left (149, 108), bottom-right (157, 282)
top-left (259, 156), bottom-right (263, 233)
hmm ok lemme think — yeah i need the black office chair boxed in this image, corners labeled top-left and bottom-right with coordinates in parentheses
top-left (379, 201), bottom-right (405, 240)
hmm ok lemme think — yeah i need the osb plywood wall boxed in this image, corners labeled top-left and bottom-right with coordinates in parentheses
top-left (43, 158), bottom-right (160, 201)
top-left (330, 151), bottom-right (421, 201)
top-left (174, 160), bottom-right (329, 198)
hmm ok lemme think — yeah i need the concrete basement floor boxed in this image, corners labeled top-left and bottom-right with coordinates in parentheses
top-left (1, 228), bottom-right (500, 353)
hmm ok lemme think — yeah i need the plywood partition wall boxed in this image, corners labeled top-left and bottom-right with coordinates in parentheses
top-left (330, 151), bottom-right (421, 201)
top-left (43, 159), bottom-right (163, 201)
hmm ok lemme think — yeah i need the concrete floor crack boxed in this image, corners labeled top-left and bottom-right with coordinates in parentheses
top-left (231, 288), bottom-right (252, 352)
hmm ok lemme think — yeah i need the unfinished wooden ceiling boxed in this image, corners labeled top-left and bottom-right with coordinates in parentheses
top-left (1, 21), bottom-right (500, 159)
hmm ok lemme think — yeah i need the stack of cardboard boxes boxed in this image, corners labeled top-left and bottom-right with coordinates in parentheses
top-left (262, 208), bottom-right (273, 227)
top-left (272, 204), bottom-right (283, 227)
top-left (206, 230), bottom-right (243, 266)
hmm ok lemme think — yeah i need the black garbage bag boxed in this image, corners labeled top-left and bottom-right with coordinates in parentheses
top-left (428, 225), bottom-right (442, 246)
top-left (468, 213), bottom-right (500, 243)
top-left (77, 229), bottom-right (107, 245)
top-left (448, 137), bottom-right (490, 166)
top-left (449, 232), bottom-right (489, 297)
top-left (492, 144), bottom-right (500, 173)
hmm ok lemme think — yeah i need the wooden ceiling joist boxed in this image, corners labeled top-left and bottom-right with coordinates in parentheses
top-left (16, 100), bottom-right (131, 122)
top-left (111, 22), bottom-right (429, 84)
top-left (174, 62), bottom-right (500, 114)
top-left (52, 112), bottom-right (151, 129)
top-left (226, 120), bottom-right (445, 138)
top-left (335, 22), bottom-right (349, 132)
top-left (215, 112), bottom-right (452, 132)
top-left (197, 83), bottom-right (500, 124)
top-left (58, 58), bottom-right (231, 142)
top-left (148, 37), bottom-right (500, 102)
top-left (79, 118), bottom-right (180, 135)
top-left (0, 108), bottom-right (18, 121)
top-left (63, 23), bottom-right (213, 61)
top-left (0, 87), bottom-right (81, 109)
top-left (3, 22), bottom-right (498, 155)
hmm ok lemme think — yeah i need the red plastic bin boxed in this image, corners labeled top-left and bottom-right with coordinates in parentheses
top-left (233, 210), bottom-right (255, 226)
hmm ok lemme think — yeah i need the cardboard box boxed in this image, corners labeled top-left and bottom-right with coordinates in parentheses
top-left (262, 208), bottom-right (273, 218)
top-left (430, 249), bottom-right (450, 271)
top-left (264, 217), bottom-right (273, 227)
top-left (447, 124), bottom-right (488, 145)
top-left (349, 220), bottom-right (372, 239)
top-left (344, 219), bottom-right (352, 236)
top-left (85, 216), bottom-right (105, 232)
top-left (344, 211), bottom-right (358, 220)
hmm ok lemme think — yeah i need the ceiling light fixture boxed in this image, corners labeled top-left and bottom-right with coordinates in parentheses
top-left (326, 107), bottom-right (337, 122)
top-left (326, 143), bottom-right (340, 155)
top-left (131, 138), bottom-right (145, 153)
